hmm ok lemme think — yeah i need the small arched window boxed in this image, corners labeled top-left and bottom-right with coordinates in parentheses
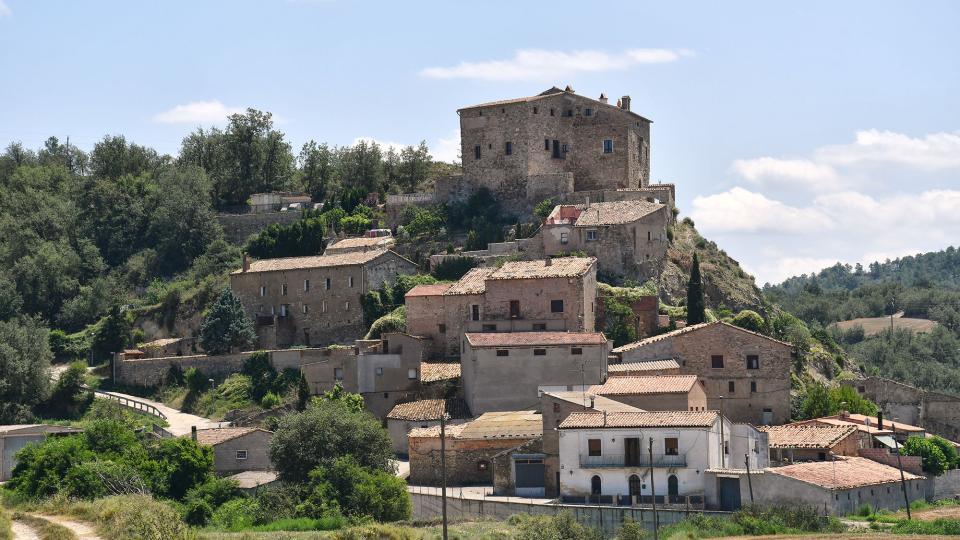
top-left (591, 475), bottom-right (602, 495)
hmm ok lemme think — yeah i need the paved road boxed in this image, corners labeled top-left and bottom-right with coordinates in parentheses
top-left (95, 390), bottom-right (227, 436)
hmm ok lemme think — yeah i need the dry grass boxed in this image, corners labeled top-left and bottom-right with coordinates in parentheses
top-left (831, 315), bottom-right (937, 336)
top-left (12, 513), bottom-right (76, 540)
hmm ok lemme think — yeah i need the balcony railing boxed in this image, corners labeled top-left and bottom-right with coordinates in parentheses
top-left (580, 453), bottom-right (687, 468)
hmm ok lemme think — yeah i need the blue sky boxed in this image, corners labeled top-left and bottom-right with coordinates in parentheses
top-left (1, 1), bottom-right (959, 284)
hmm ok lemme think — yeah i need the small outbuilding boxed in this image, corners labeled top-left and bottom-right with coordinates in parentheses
top-left (193, 427), bottom-right (274, 475)
top-left (385, 398), bottom-right (471, 455)
top-left (0, 424), bottom-right (83, 481)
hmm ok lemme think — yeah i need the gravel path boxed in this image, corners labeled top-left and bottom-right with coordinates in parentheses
top-left (10, 519), bottom-right (39, 540)
top-left (35, 513), bottom-right (103, 539)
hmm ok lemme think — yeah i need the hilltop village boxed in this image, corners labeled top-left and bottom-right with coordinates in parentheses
top-left (4, 85), bottom-right (960, 537)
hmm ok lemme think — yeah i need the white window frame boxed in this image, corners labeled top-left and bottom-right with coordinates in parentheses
top-left (236, 450), bottom-right (248, 460)
top-left (586, 230), bottom-right (598, 241)
top-left (334, 368), bottom-right (344, 381)
top-left (348, 276), bottom-right (354, 287)
top-left (302, 304), bottom-right (309, 314)
top-left (560, 232), bottom-right (569, 244)
top-left (304, 279), bottom-right (310, 291)
top-left (407, 368), bottom-right (418, 380)
top-left (259, 286), bottom-right (266, 297)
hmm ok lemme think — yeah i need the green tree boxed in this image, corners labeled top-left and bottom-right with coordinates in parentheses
top-left (432, 257), bottom-right (478, 281)
top-left (91, 304), bottom-right (131, 364)
top-left (146, 437), bottom-right (215, 500)
top-left (686, 252), bottom-right (706, 324)
top-left (245, 215), bottom-right (326, 259)
top-left (297, 373), bottom-right (311, 411)
top-left (902, 436), bottom-right (949, 476)
top-left (269, 398), bottom-right (392, 483)
top-left (38, 361), bottom-right (93, 419)
top-left (298, 141), bottom-right (336, 202)
top-left (321, 382), bottom-right (365, 413)
top-left (0, 316), bottom-right (52, 423)
top-left (200, 288), bottom-right (255, 355)
top-left (146, 165), bottom-right (222, 275)
top-left (304, 456), bottom-right (411, 521)
top-left (602, 298), bottom-right (637, 348)
top-left (396, 142), bottom-right (432, 193)
top-left (241, 350), bottom-right (277, 401)
top-left (799, 382), bottom-right (832, 420)
top-left (731, 310), bottom-right (766, 333)
top-left (9, 433), bottom-right (93, 499)
top-left (929, 436), bottom-right (960, 470)
top-left (534, 198), bottom-right (554, 220)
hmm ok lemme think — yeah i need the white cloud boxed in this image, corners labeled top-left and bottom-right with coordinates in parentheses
top-left (153, 100), bottom-right (245, 124)
top-left (0, 0), bottom-right (10, 17)
top-left (732, 157), bottom-right (838, 189)
top-left (750, 257), bottom-right (843, 284)
top-left (432, 129), bottom-right (460, 163)
top-left (420, 48), bottom-right (692, 81)
top-left (352, 137), bottom-right (407, 154)
top-left (815, 129), bottom-right (960, 170)
top-left (690, 187), bottom-right (833, 234)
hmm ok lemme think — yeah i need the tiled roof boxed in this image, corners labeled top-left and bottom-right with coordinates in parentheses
top-left (757, 424), bottom-right (858, 449)
top-left (573, 201), bottom-right (666, 227)
top-left (193, 427), bottom-right (270, 446)
top-left (405, 283), bottom-right (452, 297)
top-left (408, 423), bottom-right (466, 438)
top-left (543, 391), bottom-right (644, 413)
top-left (612, 321), bottom-right (792, 353)
top-left (803, 418), bottom-right (893, 436)
top-left (488, 257), bottom-right (595, 280)
top-left (420, 361), bottom-right (461, 383)
top-left (458, 411), bottom-right (543, 439)
top-left (233, 249), bottom-right (399, 274)
top-left (464, 331), bottom-right (607, 348)
top-left (324, 236), bottom-right (395, 252)
top-left (386, 398), bottom-right (471, 421)
top-left (608, 359), bottom-right (681, 374)
top-left (560, 410), bottom-right (719, 429)
top-left (444, 267), bottom-right (495, 295)
top-left (824, 413), bottom-right (926, 433)
top-left (767, 456), bottom-right (922, 490)
top-left (589, 375), bottom-right (699, 396)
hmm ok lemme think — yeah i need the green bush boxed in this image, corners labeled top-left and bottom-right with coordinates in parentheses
top-left (511, 512), bottom-right (601, 540)
top-left (73, 495), bottom-right (195, 540)
top-left (210, 497), bottom-right (259, 530)
top-left (902, 435), bottom-right (949, 475)
top-left (731, 310), bottom-right (766, 333)
top-left (892, 518), bottom-right (960, 535)
top-left (261, 391), bottom-right (281, 409)
top-left (182, 476), bottom-right (242, 526)
top-left (365, 306), bottom-right (406, 339)
top-left (304, 456), bottom-right (411, 522)
top-left (432, 257), bottom-right (478, 281)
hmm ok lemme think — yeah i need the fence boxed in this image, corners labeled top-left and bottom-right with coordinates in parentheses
top-left (86, 387), bottom-right (168, 421)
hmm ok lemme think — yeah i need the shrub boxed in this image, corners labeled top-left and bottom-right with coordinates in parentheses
top-left (210, 497), bottom-right (259, 530)
top-left (731, 310), bottom-right (766, 333)
top-left (903, 436), bottom-right (949, 475)
top-left (10, 434), bottom-right (93, 499)
top-left (182, 477), bottom-right (242, 526)
top-left (184, 368), bottom-right (209, 394)
top-left (77, 495), bottom-right (195, 540)
top-left (365, 306), bottom-right (406, 339)
top-left (261, 391), bottom-right (281, 409)
top-left (146, 437), bottom-right (214, 500)
top-left (534, 198), bottom-right (554, 219)
top-left (432, 257), bottom-right (478, 281)
top-left (616, 518), bottom-right (647, 540)
top-left (304, 456), bottom-right (411, 522)
top-left (511, 512), bottom-right (601, 540)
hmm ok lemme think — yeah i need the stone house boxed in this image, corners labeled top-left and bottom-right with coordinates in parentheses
top-left (587, 375), bottom-right (708, 412)
top-left (533, 201), bottom-right (670, 281)
top-left (793, 412), bottom-right (927, 445)
top-left (613, 322), bottom-right (794, 425)
top-left (193, 427), bottom-right (274, 475)
top-left (230, 249), bottom-right (417, 349)
top-left (846, 376), bottom-right (960, 443)
top-left (540, 391), bottom-right (643, 498)
top-left (1, 425), bottom-right (83, 481)
top-left (385, 398), bottom-right (471, 455)
top-left (457, 86), bottom-right (652, 210)
top-left (756, 424), bottom-right (863, 463)
top-left (607, 359), bottom-right (682, 377)
top-left (460, 331), bottom-right (610, 415)
top-left (408, 411), bottom-right (543, 487)
top-left (557, 411), bottom-right (768, 504)
top-left (405, 257), bottom-right (598, 359)
top-left (299, 332), bottom-right (428, 420)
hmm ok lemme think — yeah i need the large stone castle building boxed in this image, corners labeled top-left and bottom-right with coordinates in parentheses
top-left (456, 85), bottom-right (651, 205)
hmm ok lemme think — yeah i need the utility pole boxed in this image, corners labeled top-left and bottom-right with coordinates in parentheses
top-left (440, 411), bottom-right (449, 539)
top-left (891, 423), bottom-right (912, 520)
top-left (649, 437), bottom-right (659, 540)
top-left (744, 453), bottom-right (754, 504)
top-left (719, 396), bottom-right (726, 468)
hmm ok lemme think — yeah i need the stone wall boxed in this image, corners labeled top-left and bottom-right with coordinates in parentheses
top-left (207, 430), bottom-right (273, 475)
top-left (929, 469), bottom-right (960, 500)
top-left (848, 377), bottom-right (960, 442)
top-left (492, 438), bottom-right (544, 496)
top-left (408, 434), bottom-right (535, 486)
top-left (217, 211), bottom-right (300, 245)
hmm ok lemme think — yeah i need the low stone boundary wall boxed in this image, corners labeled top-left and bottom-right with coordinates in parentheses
top-left (929, 469), bottom-right (960, 500)
top-left (408, 487), bottom-right (729, 534)
top-left (217, 211), bottom-right (301, 244)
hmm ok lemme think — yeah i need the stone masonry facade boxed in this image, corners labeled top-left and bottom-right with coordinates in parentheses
top-left (846, 376), bottom-right (960, 443)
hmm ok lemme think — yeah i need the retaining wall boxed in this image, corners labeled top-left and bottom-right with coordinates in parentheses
top-left (217, 211), bottom-right (301, 244)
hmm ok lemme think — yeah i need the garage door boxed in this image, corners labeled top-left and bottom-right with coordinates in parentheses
top-left (514, 455), bottom-right (545, 497)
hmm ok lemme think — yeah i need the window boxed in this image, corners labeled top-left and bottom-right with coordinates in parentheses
top-left (505, 141), bottom-right (513, 155)
top-left (664, 438), bottom-right (679, 455)
top-left (325, 278), bottom-right (331, 290)
top-left (750, 381), bottom-right (757, 393)
top-left (482, 323), bottom-right (497, 332)
top-left (302, 304), bottom-right (309, 314)
top-left (534, 349), bottom-right (547, 356)
top-left (344, 301), bottom-right (350, 310)
top-left (585, 108), bottom-right (593, 117)
top-left (552, 140), bottom-right (561, 159)
top-left (728, 381), bottom-right (735, 393)
top-left (438, 324), bottom-right (446, 334)
top-left (533, 106), bottom-right (538, 114)
top-left (532, 323), bottom-right (547, 331)
top-left (375, 367), bottom-right (383, 376)
top-left (260, 286), bottom-right (266, 297)
top-left (603, 139), bottom-right (613, 153)
top-left (236, 450), bottom-right (248, 460)
top-left (509, 300), bottom-right (520, 318)
top-left (560, 232), bottom-right (569, 244)
top-left (322, 301), bottom-right (326, 313)
top-left (545, 138), bottom-right (550, 150)
top-left (304, 279), bottom-right (310, 291)
top-left (711, 355), bottom-right (724, 368)
top-left (348, 276), bottom-right (354, 287)
top-left (591, 475), bottom-right (602, 495)
top-left (501, 108), bottom-right (505, 113)
top-left (588, 439), bottom-right (602, 456)
top-left (562, 143), bottom-right (568, 154)
top-left (647, 231), bottom-right (651, 241)
top-left (586, 230), bottom-right (598, 241)
top-left (553, 402), bottom-right (561, 413)
top-left (281, 284), bottom-right (288, 295)
top-left (407, 369), bottom-right (418, 379)
top-left (746, 355), bottom-right (759, 369)
top-left (565, 109), bottom-right (573, 117)
top-left (496, 350), bottom-right (509, 357)
top-left (550, 108), bottom-right (555, 116)
top-left (279, 304), bottom-right (288, 317)
top-left (471, 304), bottom-right (480, 321)
top-left (551, 299), bottom-right (564, 313)
top-left (474, 145), bottom-right (481, 160)
top-left (724, 441), bottom-right (729, 454)
top-left (334, 368), bottom-right (343, 381)
top-left (571, 347), bottom-right (583, 355)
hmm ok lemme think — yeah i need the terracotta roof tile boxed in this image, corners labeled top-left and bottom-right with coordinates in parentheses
top-left (488, 257), bottom-right (595, 280)
top-left (405, 283), bottom-right (453, 297)
top-left (232, 249), bottom-right (405, 274)
top-left (408, 423), bottom-right (467, 438)
top-left (612, 321), bottom-right (792, 354)
top-left (420, 361), bottom-right (461, 383)
top-left (573, 201), bottom-right (666, 227)
top-left (767, 456), bottom-right (922, 489)
top-left (543, 391), bottom-right (644, 413)
top-left (757, 424), bottom-right (858, 449)
top-left (386, 398), bottom-right (471, 421)
top-left (193, 427), bottom-right (270, 446)
top-left (589, 375), bottom-right (699, 396)
top-left (465, 332), bottom-right (607, 348)
top-left (560, 410), bottom-right (719, 429)
top-left (608, 359), bottom-right (681, 374)
top-left (444, 267), bottom-right (495, 296)
top-left (457, 411), bottom-right (542, 439)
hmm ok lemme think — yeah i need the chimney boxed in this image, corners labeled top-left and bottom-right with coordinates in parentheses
top-left (616, 98), bottom-right (622, 108)
top-left (877, 411), bottom-right (884, 430)
top-left (620, 95), bottom-right (631, 111)
top-left (242, 253), bottom-right (250, 272)
top-left (599, 93), bottom-right (608, 104)
top-left (565, 84), bottom-right (575, 93)
top-left (603, 410), bottom-right (607, 426)
top-left (191, 426), bottom-right (197, 441)
top-left (589, 395), bottom-right (595, 409)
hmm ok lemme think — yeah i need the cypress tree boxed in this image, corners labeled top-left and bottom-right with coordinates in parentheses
top-left (687, 252), bottom-right (706, 324)
top-left (297, 373), bottom-right (311, 411)
top-left (200, 288), bottom-right (255, 355)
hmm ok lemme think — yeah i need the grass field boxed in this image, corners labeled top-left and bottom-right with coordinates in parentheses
top-left (831, 313), bottom-right (938, 336)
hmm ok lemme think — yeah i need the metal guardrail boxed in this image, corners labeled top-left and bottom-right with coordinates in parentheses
top-left (85, 387), bottom-right (168, 421)
top-left (580, 453), bottom-right (687, 468)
